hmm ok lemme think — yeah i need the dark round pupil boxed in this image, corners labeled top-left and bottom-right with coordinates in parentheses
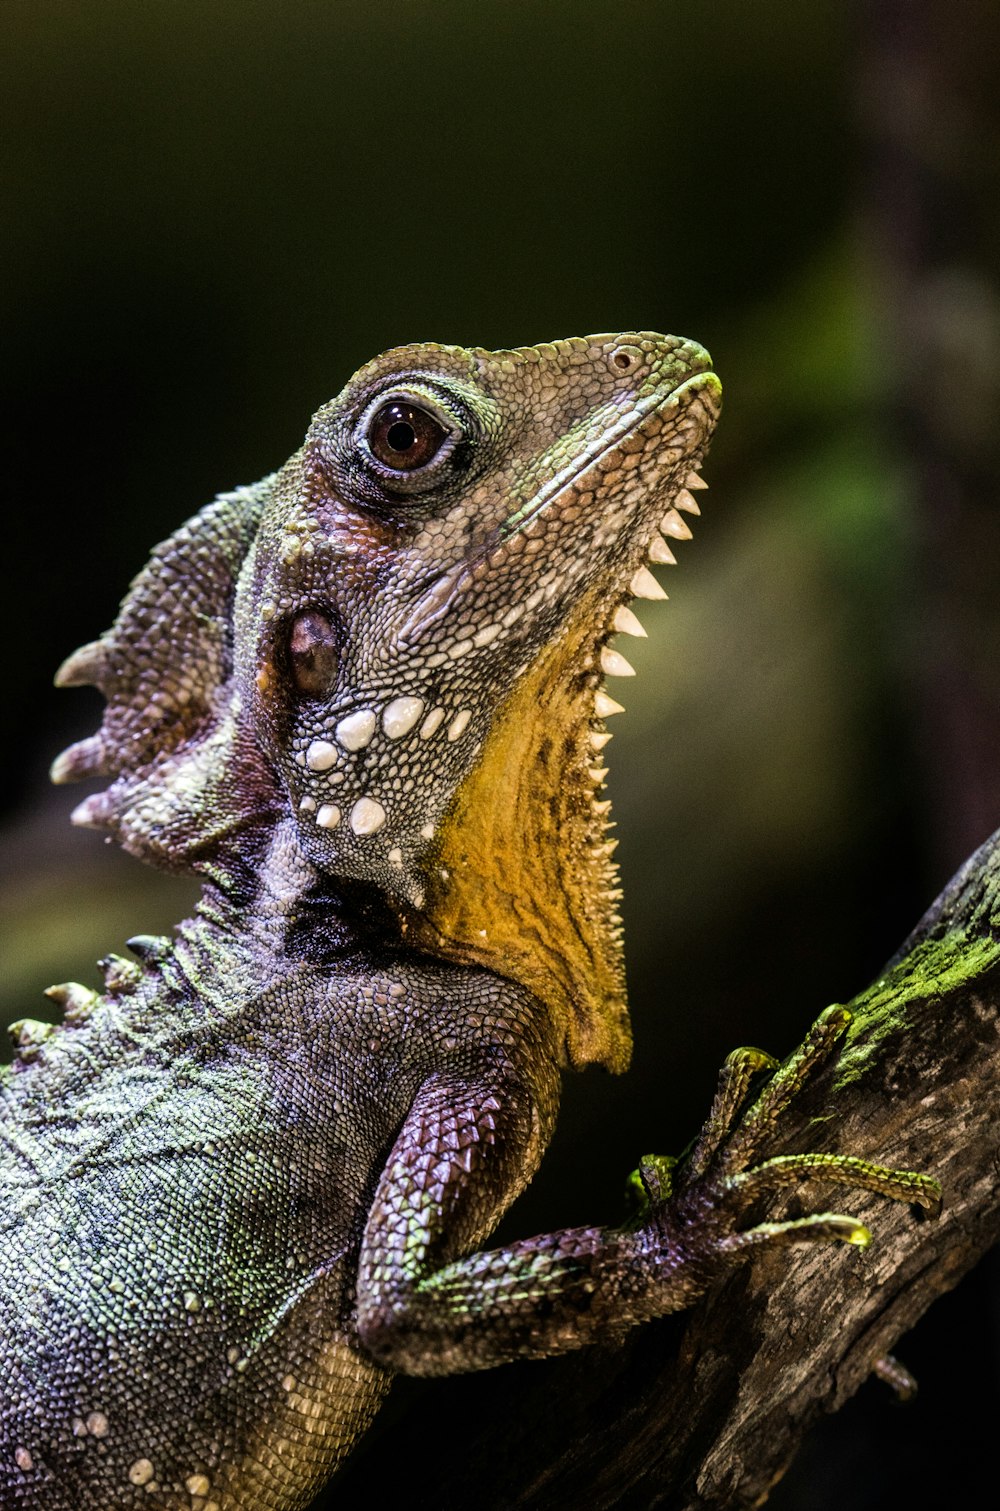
top-left (386, 420), bottom-right (416, 452)
top-left (368, 401), bottom-right (447, 472)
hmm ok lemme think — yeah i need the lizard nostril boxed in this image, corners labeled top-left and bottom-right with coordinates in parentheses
top-left (610, 346), bottom-right (641, 373)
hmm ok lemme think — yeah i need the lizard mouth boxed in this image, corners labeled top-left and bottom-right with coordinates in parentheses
top-left (586, 464), bottom-right (709, 765)
top-left (545, 365), bottom-right (721, 852)
top-left (497, 370), bottom-right (715, 543)
top-left (399, 369), bottom-right (719, 646)
top-left (566, 453), bottom-right (712, 939)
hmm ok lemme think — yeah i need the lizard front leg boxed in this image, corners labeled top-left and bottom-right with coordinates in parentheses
top-left (356, 1008), bottom-right (941, 1377)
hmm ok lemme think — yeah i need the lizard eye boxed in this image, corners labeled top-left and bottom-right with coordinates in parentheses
top-left (366, 402), bottom-right (449, 472)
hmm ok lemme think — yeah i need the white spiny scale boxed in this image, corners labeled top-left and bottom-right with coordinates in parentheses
top-left (43, 981), bottom-right (99, 1021)
top-left (50, 735), bottom-right (108, 785)
top-left (588, 766), bottom-right (609, 784)
top-left (54, 639), bottom-right (109, 689)
top-left (70, 793), bottom-right (112, 830)
top-left (594, 691), bottom-right (625, 718)
top-left (674, 488), bottom-right (701, 516)
top-left (600, 647), bottom-right (636, 678)
top-left (629, 565), bottom-right (667, 600)
top-left (648, 537), bottom-right (677, 566)
top-left (592, 799), bottom-right (612, 817)
top-left (660, 509), bottom-right (693, 540)
top-left (589, 730), bottom-right (613, 751)
top-left (612, 605), bottom-right (647, 638)
top-left (686, 470), bottom-right (709, 489)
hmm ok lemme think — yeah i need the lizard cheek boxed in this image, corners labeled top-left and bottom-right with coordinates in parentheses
top-left (287, 608), bottom-right (339, 698)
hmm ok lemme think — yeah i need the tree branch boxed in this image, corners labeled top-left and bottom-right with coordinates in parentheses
top-left (324, 828), bottom-right (1000, 1509)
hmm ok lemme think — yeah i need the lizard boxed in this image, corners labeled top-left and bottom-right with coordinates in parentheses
top-left (0, 331), bottom-right (940, 1510)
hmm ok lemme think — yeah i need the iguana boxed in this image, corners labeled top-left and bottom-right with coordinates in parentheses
top-left (0, 333), bottom-right (939, 1509)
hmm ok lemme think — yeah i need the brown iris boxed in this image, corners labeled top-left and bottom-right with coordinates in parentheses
top-left (367, 402), bottom-right (448, 471)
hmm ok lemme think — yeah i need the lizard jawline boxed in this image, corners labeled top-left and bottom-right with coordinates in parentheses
top-left (407, 616), bottom-right (630, 1074)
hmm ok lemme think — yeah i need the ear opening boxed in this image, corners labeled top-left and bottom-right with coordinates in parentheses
top-left (52, 478), bottom-right (278, 872)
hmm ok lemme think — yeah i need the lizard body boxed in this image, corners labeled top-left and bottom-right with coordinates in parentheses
top-left (1, 333), bottom-right (938, 1508)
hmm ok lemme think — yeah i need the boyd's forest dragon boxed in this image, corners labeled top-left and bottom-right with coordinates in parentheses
top-left (1, 333), bottom-right (940, 1509)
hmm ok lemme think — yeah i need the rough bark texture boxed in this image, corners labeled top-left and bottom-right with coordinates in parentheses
top-left (323, 826), bottom-right (1000, 1509)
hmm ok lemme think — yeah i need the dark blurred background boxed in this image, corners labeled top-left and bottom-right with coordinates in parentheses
top-left (3, 1), bottom-right (999, 1505)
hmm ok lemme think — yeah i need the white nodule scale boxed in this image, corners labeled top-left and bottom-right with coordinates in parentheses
top-left (447, 709), bottom-right (472, 741)
top-left (419, 707), bottom-right (446, 738)
top-left (316, 804), bottom-right (341, 830)
top-left (351, 798), bottom-right (386, 836)
top-left (382, 696), bottom-right (425, 739)
top-left (336, 709), bottom-right (377, 751)
top-left (306, 739), bottom-right (338, 772)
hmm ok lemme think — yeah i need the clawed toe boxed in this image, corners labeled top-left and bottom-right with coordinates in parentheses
top-left (717, 1211), bottom-right (872, 1256)
top-left (637, 1007), bottom-right (942, 1275)
top-left (729, 1153), bottom-right (942, 1217)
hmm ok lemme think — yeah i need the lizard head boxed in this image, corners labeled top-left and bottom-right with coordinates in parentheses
top-left (52, 333), bottom-right (720, 1071)
top-left (246, 333), bottom-right (720, 1068)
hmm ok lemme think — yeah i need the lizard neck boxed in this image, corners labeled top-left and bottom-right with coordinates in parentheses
top-left (173, 818), bottom-right (400, 997)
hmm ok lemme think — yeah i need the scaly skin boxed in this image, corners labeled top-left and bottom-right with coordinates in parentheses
top-left (1, 335), bottom-right (939, 1508)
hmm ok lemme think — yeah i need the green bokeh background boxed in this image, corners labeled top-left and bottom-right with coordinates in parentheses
top-left (3, 2), bottom-right (998, 1504)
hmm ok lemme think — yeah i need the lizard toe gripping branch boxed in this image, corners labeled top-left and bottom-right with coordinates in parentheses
top-left (1, 334), bottom-right (937, 1510)
top-left (626, 1006), bottom-right (941, 1291)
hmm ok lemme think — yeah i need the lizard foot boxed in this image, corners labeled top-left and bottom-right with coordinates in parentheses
top-left (626, 1006), bottom-right (941, 1290)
